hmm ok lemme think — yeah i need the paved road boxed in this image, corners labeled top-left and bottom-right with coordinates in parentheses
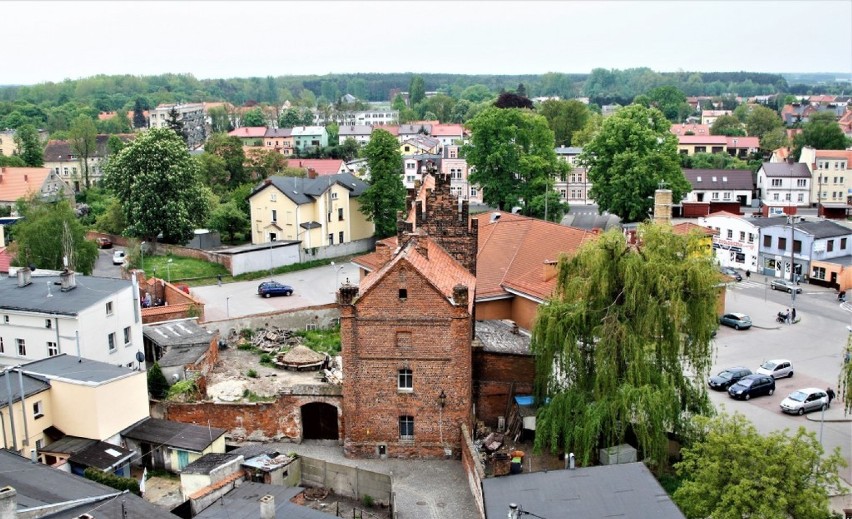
top-left (714, 273), bottom-right (852, 484)
top-left (92, 247), bottom-right (124, 278)
top-left (193, 262), bottom-right (361, 321)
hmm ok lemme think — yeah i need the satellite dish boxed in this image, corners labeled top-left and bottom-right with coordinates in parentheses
top-left (135, 351), bottom-right (145, 363)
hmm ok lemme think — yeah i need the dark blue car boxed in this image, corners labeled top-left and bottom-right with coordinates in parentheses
top-left (257, 281), bottom-right (293, 298)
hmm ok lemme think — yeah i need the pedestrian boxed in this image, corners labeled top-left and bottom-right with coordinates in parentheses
top-left (791, 307), bottom-right (797, 322)
top-left (217, 274), bottom-right (222, 287)
top-left (826, 387), bottom-right (835, 404)
top-left (785, 308), bottom-right (791, 324)
top-left (745, 270), bottom-right (750, 280)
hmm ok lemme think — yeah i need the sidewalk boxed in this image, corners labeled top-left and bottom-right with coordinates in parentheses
top-left (805, 403), bottom-right (852, 423)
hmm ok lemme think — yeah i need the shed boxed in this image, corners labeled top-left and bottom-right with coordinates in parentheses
top-left (121, 418), bottom-right (227, 473)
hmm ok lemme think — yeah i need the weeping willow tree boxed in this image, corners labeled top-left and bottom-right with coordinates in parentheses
top-left (531, 224), bottom-right (721, 471)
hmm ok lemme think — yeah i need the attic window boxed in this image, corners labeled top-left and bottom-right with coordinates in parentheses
top-left (398, 288), bottom-right (408, 300)
top-left (722, 176), bottom-right (728, 182)
top-left (696, 176), bottom-right (702, 182)
top-left (712, 176), bottom-right (717, 182)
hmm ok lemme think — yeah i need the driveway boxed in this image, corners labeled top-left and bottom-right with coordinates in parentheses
top-left (192, 262), bottom-right (361, 321)
top-left (92, 247), bottom-right (124, 278)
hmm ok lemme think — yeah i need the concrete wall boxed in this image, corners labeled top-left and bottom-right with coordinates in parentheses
top-left (301, 237), bottom-right (375, 262)
top-left (200, 304), bottom-right (340, 334)
top-left (229, 244), bottom-right (301, 276)
top-left (299, 456), bottom-right (392, 506)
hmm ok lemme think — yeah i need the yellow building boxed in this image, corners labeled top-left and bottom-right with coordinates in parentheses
top-left (0, 131), bottom-right (18, 157)
top-left (249, 172), bottom-right (374, 250)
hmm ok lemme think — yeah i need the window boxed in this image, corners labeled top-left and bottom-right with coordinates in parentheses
top-left (339, 231), bottom-right (344, 243)
top-left (47, 341), bottom-right (58, 357)
top-left (328, 233), bottom-right (334, 244)
top-left (785, 193), bottom-right (791, 202)
top-left (338, 208), bottom-right (344, 221)
top-left (727, 230), bottom-right (733, 239)
top-left (16, 339), bottom-right (25, 356)
top-left (813, 266), bottom-right (826, 279)
top-left (470, 188), bottom-right (477, 197)
top-left (827, 240), bottom-right (834, 252)
top-left (798, 193), bottom-right (804, 202)
top-left (123, 326), bottom-right (131, 346)
top-left (44, 319), bottom-right (52, 329)
top-left (771, 178), bottom-right (782, 187)
top-left (331, 192), bottom-right (338, 200)
top-left (2, 315), bottom-right (7, 324)
top-left (398, 369), bottom-right (413, 391)
top-left (271, 209), bottom-right (277, 222)
top-left (106, 302), bottom-right (113, 316)
top-left (842, 238), bottom-right (847, 249)
top-left (399, 288), bottom-right (408, 299)
top-left (0, 338), bottom-right (3, 353)
top-left (399, 416), bottom-right (414, 440)
top-left (778, 237), bottom-right (787, 250)
top-left (32, 401), bottom-right (44, 419)
top-left (712, 192), bottom-right (719, 200)
top-left (739, 231), bottom-right (745, 241)
top-left (723, 192), bottom-right (731, 200)
top-left (748, 233), bottom-right (755, 244)
top-left (108, 332), bottom-right (116, 352)
top-left (797, 179), bottom-right (807, 187)
top-left (793, 240), bottom-right (802, 253)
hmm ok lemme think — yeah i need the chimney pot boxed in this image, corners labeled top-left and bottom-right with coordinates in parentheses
top-left (259, 494), bottom-right (275, 519)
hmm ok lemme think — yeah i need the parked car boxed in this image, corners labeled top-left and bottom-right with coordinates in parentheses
top-left (770, 279), bottom-right (802, 294)
top-left (257, 281), bottom-right (293, 298)
top-left (719, 313), bottom-right (752, 330)
top-left (96, 237), bottom-right (113, 249)
top-left (756, 359), bottom-right (793, 379)
top-left (780, 388), bottom-right (828, 415)
top-left (708, 367), bottom-right (752, 391)
top-left (727, 374), bottom-right (776, 400)
top-left (720, 267), bottom-right (742, 281)
top-left (112, 250), bottom-right (126, 265)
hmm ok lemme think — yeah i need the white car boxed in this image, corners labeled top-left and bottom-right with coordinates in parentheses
top-left (112, 250), bottom-right (127, 265)
top-left (780, 388), bottom-right (828, 415)
top-left (756, 359), bottom-right (793, 379)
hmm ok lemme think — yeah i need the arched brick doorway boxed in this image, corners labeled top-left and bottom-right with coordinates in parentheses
top-left (301, 402), bottom-right (339, 440)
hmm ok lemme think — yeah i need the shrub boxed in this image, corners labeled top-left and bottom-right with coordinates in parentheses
top-left (147, 362), bottom-right (169, 400)
top-left (361, 494), bottom-right (374, 508)
top-left (247, 369), bottom-right (258, 378)
top-left (83, 467), bottom-right (140, 495)
top-left (166, 379), bottom-right (198, 401)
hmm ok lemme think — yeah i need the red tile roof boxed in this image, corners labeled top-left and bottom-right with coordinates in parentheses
top-left (228, 127), bottom-right (267, 138)
top-left (672, 222), bottom-right (717, 236)
top-left (814, 150), bottom-right (852, 162)
top-left (669, 124), bottom-right (711, 136)
top-left (678, 135), bottom-right (728, 145)
top-left (373, 126), bottom-right (399, 136)
top-left (0, 247), bottom-right (11, 273)
top-left (474, 211), bottom-right (595, 301)
top-left (286, 159), bottom-right (344, 175)
top-left (0, 167), bottom-right (53, 202)
top-left (430, 124), bottom-right (465, 137)
top-left (726, 136), bottom-right (759, 148)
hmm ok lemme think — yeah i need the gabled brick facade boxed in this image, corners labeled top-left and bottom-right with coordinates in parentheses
top-left (339, 233), bottom-right (475, 459)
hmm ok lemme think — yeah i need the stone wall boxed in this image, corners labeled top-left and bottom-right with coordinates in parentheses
top-left (200, 304), bottom-right (339, 333)
top-left (472, 349), bottom-right (535, 429)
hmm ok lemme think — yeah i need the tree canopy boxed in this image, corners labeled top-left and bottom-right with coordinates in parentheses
top-left (531, 225), bottom-right (719, 470)
top-left (359, 129), bottom-right (406, 238)
top-left (792, 111), bottom-right (851, 160)
top-left (69, 115), bottom-right (98, 188)
top-left (745, 104), bottom-right (783, 140)
top-left (12, 197), bottom-right (98, 274)
top-left (538, 99), bottom-right (591, 147)
top-left (241, 107), bottom-right (267, 127)
top-left (408, 76), bottom-right (426, 106)
top-left (204, 133), bottom-right (247, 188)
top-left (462, 106), bottom-right (564, 216)
top-left (14, 125), bottom-right (43, 167)
top-left (103, 127), bottom-right (210, 244)
top-left (581, 104), bottom-right (688, 222)
top-left (673, 412), bottom-right (845, 519)
top-left (643, 85), bottom-right (690, 122)
top-left (709, 114), bottom-right (746, 136)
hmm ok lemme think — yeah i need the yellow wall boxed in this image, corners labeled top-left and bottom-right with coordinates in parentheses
top-left (348, 199), bottom-right (374, 241)
top-left (677, 144), bottom-right (729, 156)
top-left (0, 133), bottom-right (18, 157)
top-left (475, 299), bottom-right (513, 322)
top-left (0, 389), bottom-right (52, 454)
top-left (49, 372), bottom-right (148, 440)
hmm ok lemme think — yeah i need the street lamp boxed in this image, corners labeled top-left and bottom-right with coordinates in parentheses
top-left (226, 296), bottom-right (231, 319)
top-left (330, 261), bottom-right (345, 289)
top-left (166, 258), bottom-right (173, 283)
top-left (140, 241), bottom-right (146, 272)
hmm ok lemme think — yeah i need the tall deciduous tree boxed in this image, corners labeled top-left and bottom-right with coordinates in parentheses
top-left (69, 115), bottom-right (98, 188)
top-left (132, 98), bottom-right (148, 129)
top-left (581, 104), bottom-right (688, 222)
top-left (709, 114), bottom-right (746, 136)
top-left (208, 201), bottom-right (249, 243)
top-left (408, 75), bottom-right (426, 106)
top-left (14, 125), bottom-right (44, 167)
top-left (12, 196), bottom-right (98, 274)
top-left (278, 108), bottom-right (304, 128)
top-left (359, 129), bottom-right (406, 238)
top-left (538, 99), bottom-right (591, 146)
top-left (531, 225), bottom-right (719, 470)
top-left (207, 106), bottom-right (233, 133)
top-left (745, 104), bottom-right (783, 140)
top-left (792, 111), bottom-right (851, 160)
top-left (494, 92), bottom-right (534, 109)
top-left (644, 86), bottom-right (690, 122)
top-left (674, 413), bottom-right (844, 519)
top-left (103, 128), bottom-right (210, 244)
top-left (204, 133), bottom-right (247, 187)
top-left (463, 106), bottom-right (564, 215)
top-left (241, 107), bottom-right (267, 127)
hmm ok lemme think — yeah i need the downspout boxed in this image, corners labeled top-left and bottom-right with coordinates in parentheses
top-left (17, 369), bottom-right (29, 446)
top-left (4, 370), bottom-right (17, 451)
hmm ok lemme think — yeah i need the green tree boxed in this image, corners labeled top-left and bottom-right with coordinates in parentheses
top-left (195, 153), bottom-right (229, 194)
top-left (241, 107), bottom-right (267, 127)
top-left (408, 75), bottom-right (426, 106)
top-left (673, 413), bottom-right (845, 519)
top-left (165, 107), bottom-right (185, 143)
top-left (207, 106), bottom-right (232, 133)
top-left (460, 84), bottom-right (493, 103)
top-left (0, 155), bottom-right (26, 167)
top-left (14, 125), bottom-right (44, 167)
top-left (745, 105), bottom-right (783, 140)
top-left (792, 111), bottom-right (851, 160)
top-left (450, 99), bottom-right (474, 123)
top-left (644, 86), bottom-right (690, 122)
top-left (106, 135), bottom-right (125, 156)
top-left (581, 104), bottom-right (688, 222)
top-left (132, 98), bottom-right (148, 129)
top-left (359, 129), bottom-right (406, 238)
top-left (204, 133), bottom-right (246, 188)
top-left (147, 362), bottom-right (169, 400)
top-left (103, 128), bottom-right (210, 244)
top-left (531, 225), bottom-right (719, 470)
top-left (69, 115), bottom-right (98, 188)
top-left (244, 148), bottom-right (287, 180)
top-left (94, 198), bottom-right (127, 235)
top-left (391, 94), bottom-right (407, 112)
top-left (209, 201), bottom-right (249, 243)
top-left (571, 112), bottom-right (602, 147)
top-left (326, 122), bottom-right (339, 144)
top-left (759, 126), bottom-right (788, 152)
top-left (13, 197), bottom-right (98, 274)
top-left (538, 99), bottom-right (591, 146)
top-left (710, 114), bottom-right (746, 136)
top-left (339, 138), bottom-right (360, 162)
top-left (462, 106), bottom-right (564, 215)
top-left (420, 94), bottom-right (455, 122)
top-left (682, 152), bottom-right (750, 170)
top-left (97, 111), bottom-right (131, 135)
top-left (278, 108), bottom-right (303, 128)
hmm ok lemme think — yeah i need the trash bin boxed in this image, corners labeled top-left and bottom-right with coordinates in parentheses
top-left (510, 456), bottom-right (522, 474)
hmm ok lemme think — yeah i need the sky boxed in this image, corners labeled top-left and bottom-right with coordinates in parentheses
top-left (4, 0), bottom-right (851, 85)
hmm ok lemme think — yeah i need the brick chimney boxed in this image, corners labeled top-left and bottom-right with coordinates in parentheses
top-left (414, 236), bottom-right (428, 259)
top-left (543, 260), bottom-right (558, 282)
top-left (307, 168), bottom-right (318, 179)
top-left (375, 241), bottom-right (393, 268)
top-left (338, 283), bottom-right (360, 305)
top-left (452, 284), bottom-right (469, 307)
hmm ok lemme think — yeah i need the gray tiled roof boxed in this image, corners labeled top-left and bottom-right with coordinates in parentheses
top-left (759, 162), bottom-right (811, 178)
top-left (483, 462), bottom-right (685, 519)
top-left (474, 320), bottom-right (531, 355)
top-left (398, 124), bottom-right (432, 135)
top-left (0, 274), bottom-right (132, 316)
top-left (0, 370), bottom-right (49, 408)
top-left (252, 172), bottom-right (368, 206)
top-left (181, 452), bottom-right (242, 475)
top-left (121, 418), bottom-right (226, 453)
top-left (143, 319), bottom-right (214, 348)
top-left (338, 125), bottom-right (372, 135)
top-left (796, 220), bottom-right (852, 239)
top-left (265, 128), bottom-right (292, 138)
top-left (194, 482), bottom-right (337, 519)
top-left (746, 216), bottom-right (788, 228)
top-left (685, 169), bottom-right (753, 190)
top-left (21, 354), bottom-right (137, 385)
top-left (69, 440), bottom-right (134, 471)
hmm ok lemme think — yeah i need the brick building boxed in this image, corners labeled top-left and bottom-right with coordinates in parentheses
top-left (339, 172), bottom-right (477, 458)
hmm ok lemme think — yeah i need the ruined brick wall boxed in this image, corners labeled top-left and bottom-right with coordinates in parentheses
top-left (460, 424), bottom-right (486, 519)
top-left (472, 349), bottom-right (535, 428)
top-left (163, 391), bottom-right (343, 442)
top-left (409, 173), bottom-right (478, 275)
top-left (341, 261), bottom-right (472, 459)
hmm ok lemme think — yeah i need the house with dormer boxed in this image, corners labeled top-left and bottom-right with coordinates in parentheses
top-left (0, 167), bottom-right (72, 210)
top-left (248, 172), bottom-right (374, 252)
top-left (681, 169), bottom-right (753, 216)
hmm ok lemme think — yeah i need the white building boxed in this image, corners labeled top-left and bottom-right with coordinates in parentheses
top-left (0, 269), bottom-right (144, 369)
top-left (682, 169), bottom-right (753, 206)
top-left (338, 125), bottom-right (373, 146)
top-left (698, 212), bottom-right (762, 272)
top-left (756, 162), bottom-right (812, 207)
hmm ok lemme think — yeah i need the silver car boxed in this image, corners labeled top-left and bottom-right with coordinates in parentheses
top-left (756, 359), bottom-right (793, 379)
top-left (780, 388), bottom-right (828, 415)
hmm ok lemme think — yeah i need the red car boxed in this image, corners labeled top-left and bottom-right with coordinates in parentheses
top-left (96, 237), bottom-right (113, 249)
